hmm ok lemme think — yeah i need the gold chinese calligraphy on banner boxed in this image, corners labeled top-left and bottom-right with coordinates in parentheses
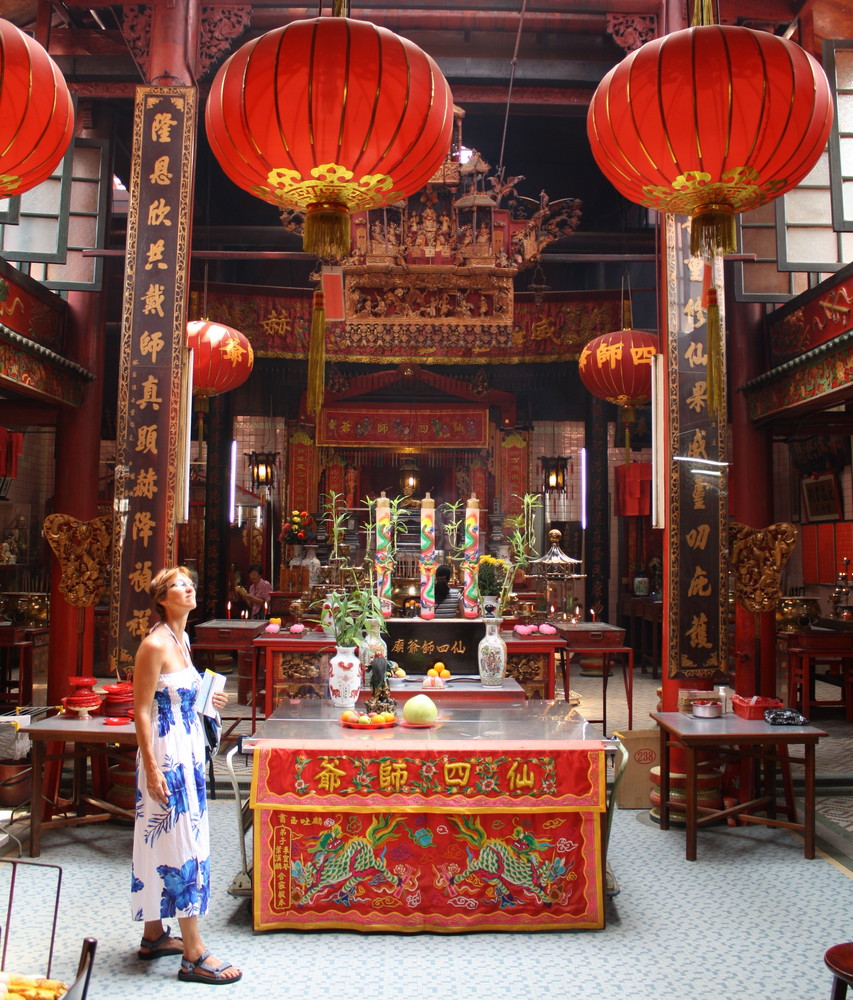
top-left (665, 215), bottom-right (728, 680)
top-left (109, 86), bottom-right (196, 676)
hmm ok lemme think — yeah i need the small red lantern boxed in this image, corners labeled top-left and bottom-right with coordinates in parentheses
top-left (587, 23), bottom-right (833, 257)
top-left (578, 329), bottom-right (658, 410)
top-left (0, 18), bottom-right (74, 198)
top-left (205, 16), bottom-right (454, 258)
top-left (186, 320), bottom-right (254, 398)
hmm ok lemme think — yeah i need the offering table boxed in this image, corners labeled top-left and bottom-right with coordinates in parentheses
top-left (255, 620), bottom-right (566, 718)
top-left (249, 700), bottom-right (610, 932)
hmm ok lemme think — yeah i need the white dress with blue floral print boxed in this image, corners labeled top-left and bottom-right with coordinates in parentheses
top-left (131, 663), bottom-right (210, 921)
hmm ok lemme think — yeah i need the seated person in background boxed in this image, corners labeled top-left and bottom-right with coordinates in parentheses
top-left (236, 563), bottom-right (271, 619)
top-left (433, 564), bottom-right (462, 618)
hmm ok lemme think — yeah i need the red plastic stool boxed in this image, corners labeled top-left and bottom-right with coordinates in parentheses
top-left (825, 942), bottom-right (853, 999)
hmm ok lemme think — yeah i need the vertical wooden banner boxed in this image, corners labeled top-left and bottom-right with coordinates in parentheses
top-left (499, 431), bottom-right (529, 519)
top-left (664, 215), bottom-right (728, 680)
top-left (109, 86), bottom-right (196, 676)
top-left (288, 429), bottom-right (317, 516)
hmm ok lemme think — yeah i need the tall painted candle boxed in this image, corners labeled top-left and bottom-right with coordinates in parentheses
top-left (419, 492), bottom-right (436, 619)
top-left (461, 494), bottom-right (480, 618)
top-left (374, 492), bottom-right (394, 617)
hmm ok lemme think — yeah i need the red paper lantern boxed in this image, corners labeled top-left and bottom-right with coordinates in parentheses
top-left (586, 25), bottom-right (834, 257)
top-left (0, 18), bottom-right (74, 198)
top-left (205, 16), bottom-right (453, 258)
top-left (578, 329), bottom-right (658, 409)
top-left (186, 320), bottom-right (254, 398)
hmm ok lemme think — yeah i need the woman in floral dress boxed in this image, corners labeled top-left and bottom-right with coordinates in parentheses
top-left (131, 566), bottom-right (242, 985)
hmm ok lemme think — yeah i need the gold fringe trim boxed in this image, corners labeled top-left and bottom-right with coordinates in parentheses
top-left (691, 0), bottom-right (715, 26)
top-left (706, 288), bottom-right (723, 415)
top-left (304, 202), bottom-right (351, 260)
top-left (307, 289), bottom-right (326, 417)
top-left (690, 212), bottom-right (737, 259)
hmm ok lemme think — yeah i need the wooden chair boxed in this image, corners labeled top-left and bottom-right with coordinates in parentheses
top-left (825, 942), bottom-right (853, 999)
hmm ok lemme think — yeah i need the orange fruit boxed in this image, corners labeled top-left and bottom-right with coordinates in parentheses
top-left (433, 661), bottom-right (445, 671)
top-left (440, 669), bottom-right (451, 678)
top-left (427, 668), bottom-right (438, 676)
top-left (341, 710), bottom-right (359, 723)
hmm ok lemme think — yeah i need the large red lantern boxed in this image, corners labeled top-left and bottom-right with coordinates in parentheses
top-left (186, 320), bottom-right (254, 398)
top-left (0, 18), bottom-right (74, 198)
top-left (578, 329), bottom-right (658, 410)
top-left (586, 24), bottom-right (834, 257)
top-left (205, 16), bottom-right (454, 258)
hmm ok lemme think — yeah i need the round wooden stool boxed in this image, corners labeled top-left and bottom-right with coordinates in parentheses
top-left (825, 942), bottom-right (853, 999)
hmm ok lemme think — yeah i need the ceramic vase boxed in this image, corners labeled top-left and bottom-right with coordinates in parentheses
top-left (329, 646), bottom-right (361, 708)
top-left (480, 595), bottom-right (500, 619)
top-left (303, 543), bottom-right (322, 586)
top-left (289, 544), bottom-right (305, 569)
top-left (478, 618), bottom-right (507, 687)
top-left (359, 618), bottom-right (387, 666)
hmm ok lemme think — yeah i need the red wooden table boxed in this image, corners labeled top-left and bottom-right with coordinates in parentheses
top-left (650, 711), bottom-right (827, 861)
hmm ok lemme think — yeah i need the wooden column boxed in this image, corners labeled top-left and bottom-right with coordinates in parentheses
top-left (660, 215), bottom-right (729, 710)
top-left (47, 289), bottom-right (104, 701)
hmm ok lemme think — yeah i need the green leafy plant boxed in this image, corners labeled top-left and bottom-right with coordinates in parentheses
top-left (323, 490), bottom-right (348, 564)
top-left (320, 578), bottom-right (385, 648)
top-left (439, 499), bottom-right (466, 560)
top-left (496, 493), bottom-right (542, 615)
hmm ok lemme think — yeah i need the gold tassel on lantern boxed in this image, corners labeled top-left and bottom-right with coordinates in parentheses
top-left (307, 289), bottom-right (326, 416)
top-left (303, 201), bottom-right (351, 260)
top-left (690, 209), bottom-right (737, 259)
top-left (706, 285), bottom-right (724, 415)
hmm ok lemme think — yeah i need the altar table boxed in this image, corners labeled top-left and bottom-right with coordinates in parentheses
top-left (255, 623), bottom-right (565, 717)
top-left (650, 711), bottom-right (827, 861)
top-left (250, 700), bottom-right (610, 932)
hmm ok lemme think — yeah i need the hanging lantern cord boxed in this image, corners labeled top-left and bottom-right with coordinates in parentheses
top-left (497, 0), bottom-right (529, 176)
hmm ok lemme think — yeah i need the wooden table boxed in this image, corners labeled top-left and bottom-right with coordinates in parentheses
top-left (192, 619), bottom-right (267, 708)
top-left (255, 627), bottom-right (565, 719)
top-left (559, 642), bottom-right (633, 733)
top-left (20, 714), bottom-right (137, 858)
top-left (777, 628), bottom-right (853, 720)
top-left (650, 711), bottom-right (827, 861)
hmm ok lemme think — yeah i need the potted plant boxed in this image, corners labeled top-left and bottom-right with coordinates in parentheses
top-left (321, 579), bottom-right (385, 708)
top-left (477, 494), bottom-right (542, 687)
top-left (476, 554), bottom-right (510, 617)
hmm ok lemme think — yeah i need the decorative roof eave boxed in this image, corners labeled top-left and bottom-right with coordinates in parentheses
top-left (0, 322), bottom-right (95, 407)
top-left (738, 328), bottom-right (853, 425)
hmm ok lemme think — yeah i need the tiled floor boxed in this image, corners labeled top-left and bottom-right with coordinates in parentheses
top-left (2, 663), bottom-right (852, 999)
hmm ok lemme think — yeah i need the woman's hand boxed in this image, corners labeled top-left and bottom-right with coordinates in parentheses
top-left (146, 768), bottom-right (169, 807)
top-left (212, 690), bottom-right (229, 712)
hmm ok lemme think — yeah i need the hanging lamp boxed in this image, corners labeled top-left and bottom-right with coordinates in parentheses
top-left (586, 1), bottom-right (834, 258)
top-left (205, 12), bottom-right (454, 259)
top-left (0, 18), bottom-right (74, 198)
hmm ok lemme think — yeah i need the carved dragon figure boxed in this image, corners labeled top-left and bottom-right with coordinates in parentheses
top-left (291, 814), bottom-right (409, 907)
top-left (443, 815), bottom-right (569, 908)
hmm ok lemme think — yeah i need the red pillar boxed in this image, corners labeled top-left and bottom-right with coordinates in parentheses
top-left (47, 290), bottom-right (105, 700)
top-left (727, 295), bottom-right (776, 696)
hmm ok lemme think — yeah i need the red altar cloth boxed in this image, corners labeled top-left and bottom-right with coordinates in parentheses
top-left (251, 738), bottom-right (607, 932)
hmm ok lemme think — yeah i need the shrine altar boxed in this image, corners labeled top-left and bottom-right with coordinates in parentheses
top-left (250, 700), bottom-right (610, 932)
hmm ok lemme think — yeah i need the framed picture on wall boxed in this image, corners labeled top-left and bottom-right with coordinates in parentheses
top-left (801, 473), bottom-right (842, 522)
